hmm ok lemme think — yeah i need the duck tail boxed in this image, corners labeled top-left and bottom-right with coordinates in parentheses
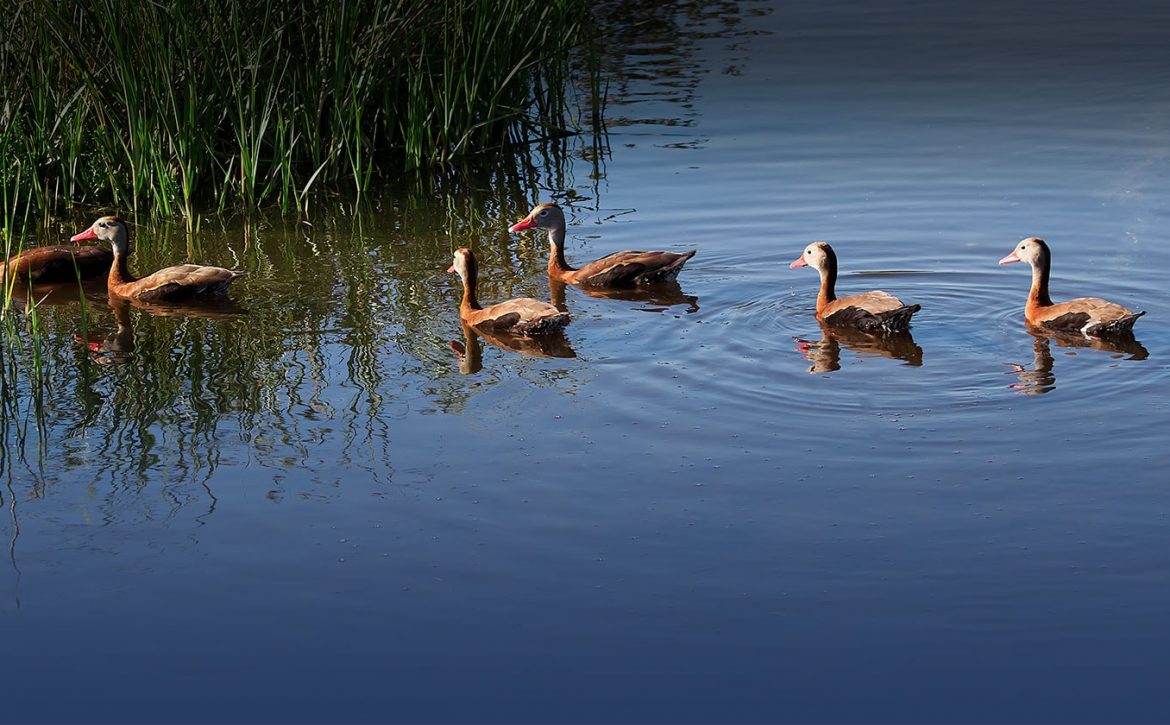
top-left (868, 303), bottom-right (920, 333)
top-left (1086, 310), bottom-right (1145, 336)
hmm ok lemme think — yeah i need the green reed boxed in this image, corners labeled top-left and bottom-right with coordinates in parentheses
top-left (4, 0), bottom-right (596, 222)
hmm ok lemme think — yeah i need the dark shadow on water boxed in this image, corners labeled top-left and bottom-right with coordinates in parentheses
top-left (794, 322), bottom-right (923, 374)
top-left (549, 278), bottom-right (699, 313)
top-left (450, 322), bottom-right (575, 375)
top-left (1006, 328), bottom-right (1149, 396)
top-left (5, 278), bottom-right (109, 309)
top-left (122, 295), bottom-right (249, 320)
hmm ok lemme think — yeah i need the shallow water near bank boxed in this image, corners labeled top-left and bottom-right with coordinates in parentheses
top-left (5, 1), bottom-right (1170, 722)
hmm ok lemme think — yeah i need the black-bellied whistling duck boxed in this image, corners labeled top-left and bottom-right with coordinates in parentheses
top-left (448, 247), bottom-right (569, 334)
top-left (70, 216), bottom-right (244, 301)
top-left (4, 242), bottom-right (113, 283)
top-left (998, 237), bottom-right (1145, 336)
top-left (789, 241), bottom-right (920, 332)
top-left (509, 203), bottom-right (696, 287)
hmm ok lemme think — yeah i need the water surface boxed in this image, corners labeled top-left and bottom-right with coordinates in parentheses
top-left (4, 1), bottom-right (1170, 722)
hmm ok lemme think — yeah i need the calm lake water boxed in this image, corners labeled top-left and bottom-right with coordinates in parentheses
top-left (5, 1), bottom-right (1170, 722)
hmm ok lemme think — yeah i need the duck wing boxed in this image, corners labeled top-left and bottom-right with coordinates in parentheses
top-left (574, 249), bottom-right (696, 287)
top-left (823, 292), bottom-right (920, 332)
top-left (468, 297), bottom-right (570, 334)
top-left (1035, 297), bottom-right (1144, 335)
top-left (124, 264), bottom-right (244, 301)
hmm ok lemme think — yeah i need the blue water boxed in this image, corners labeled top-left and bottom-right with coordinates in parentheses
top-left (5, 1), bottom-right (1170, 722)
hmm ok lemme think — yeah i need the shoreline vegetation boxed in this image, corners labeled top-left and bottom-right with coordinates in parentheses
top-left (1, 0), bottom-right (598, 228)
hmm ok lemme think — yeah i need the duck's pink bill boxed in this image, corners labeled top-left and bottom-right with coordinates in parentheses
top-left (789, 257), bottom-right (807, 269)
top-left (70, 226), bottom-right (97, 242)
top-left (447, 264), bottom-right (456, 273)
top-left (509, 218), bottom-right (536, 232)
top-left (998, 252), bottom-right (1020, 264)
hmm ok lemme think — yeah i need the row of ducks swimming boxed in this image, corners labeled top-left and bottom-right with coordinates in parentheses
top-left (4, 203), bottom-right (1148, 339)
top-left (462, 203), bottom-right (1144, 339)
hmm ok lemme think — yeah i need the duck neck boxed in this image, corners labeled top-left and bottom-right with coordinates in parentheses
top-left (108, 246), bottom-right (136, 288)
top-left (1028, 250), bottom-right (1053, 308)
top-left (816, 252), bottom-right (838, 314)
top-left (460, 266), bottom-right (481, 312)
top-left (547, 226), bottom-right (575, 276)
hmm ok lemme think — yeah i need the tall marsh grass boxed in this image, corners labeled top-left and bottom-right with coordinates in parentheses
top-left (1, 0), bottom-right (596, 219)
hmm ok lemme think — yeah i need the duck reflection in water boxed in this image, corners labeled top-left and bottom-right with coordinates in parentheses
top-left (1006, 328), bottom-right (1148, 395)
top-left (78, 298), bottom-right (136, 364)
top-left (449, 321), bottom-right (575, 375)
top-left (548, 278), bottom-right (699, 313)
top-left (794, 322), bottom-right (923, 374)
top-left (78, 296), bottom-right (248, 364)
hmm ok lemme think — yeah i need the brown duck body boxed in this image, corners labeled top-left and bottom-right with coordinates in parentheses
top-left (71, 216), bottom-right (244, 302)
top-left (105, 260), bottom-right (244, 302)
top-left (550, 247), bottom-right (696, 287)
top-left (510, 203), bottom-right (696, 287)
top-left (999, 237), bottom-right (1144, 336)
top-left (5, 245), bottom-right (113, 283)
top-left (449, 247), bottom-right (569, 335)
top-left (790, 242), bottom-right (920, 333)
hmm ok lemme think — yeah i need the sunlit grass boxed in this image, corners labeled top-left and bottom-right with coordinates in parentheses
top-left (3, 0), bottom-right (597, 221)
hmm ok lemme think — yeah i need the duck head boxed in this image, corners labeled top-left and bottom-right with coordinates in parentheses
top-left (71, 216), bottom-right (130, 255)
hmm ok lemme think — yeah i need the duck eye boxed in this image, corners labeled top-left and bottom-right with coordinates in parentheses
top-left (538, 210), bottom-right (548, 217)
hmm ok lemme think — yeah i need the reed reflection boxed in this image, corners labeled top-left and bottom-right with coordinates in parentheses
top-left (795, 322), bottom-right (923, 374)
top-left (450, 321), bottom-right (575, 375)
top-left (1006, 328), bottom-right (1148, 395)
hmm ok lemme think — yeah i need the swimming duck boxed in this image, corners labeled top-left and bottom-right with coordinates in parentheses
top-left (509, 203), bottom-right (695, 287)
top-left (448, 247), bottom-right (569, 334)
top-left (70, 216), bottom-right (244, 301)
top-left (998, 237), bottom-right (1144, 336)
top-left (790, 241), bottom-right (920, 332)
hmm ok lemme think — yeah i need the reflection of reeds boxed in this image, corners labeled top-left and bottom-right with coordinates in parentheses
top-left (4, 0), bottom-right (596, 219)
top-left (0, 179), bottom-right (582, 488)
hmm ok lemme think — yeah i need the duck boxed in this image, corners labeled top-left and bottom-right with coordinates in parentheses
top-left (789, 241), bottom-right (920, 332)
top-left (70, 216), bottom-right (244, 301)
top-left (448, 247), bottom-right (569, 334)
top-left (998, 237), bottom-right (1144, 336)
top-left (509, 203), bottom-right (696, 287)
top-left (4, 242), bottom-right (113, 283)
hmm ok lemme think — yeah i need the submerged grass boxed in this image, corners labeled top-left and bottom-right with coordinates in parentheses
top-left (2, 0), bottom-right (597, 220)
